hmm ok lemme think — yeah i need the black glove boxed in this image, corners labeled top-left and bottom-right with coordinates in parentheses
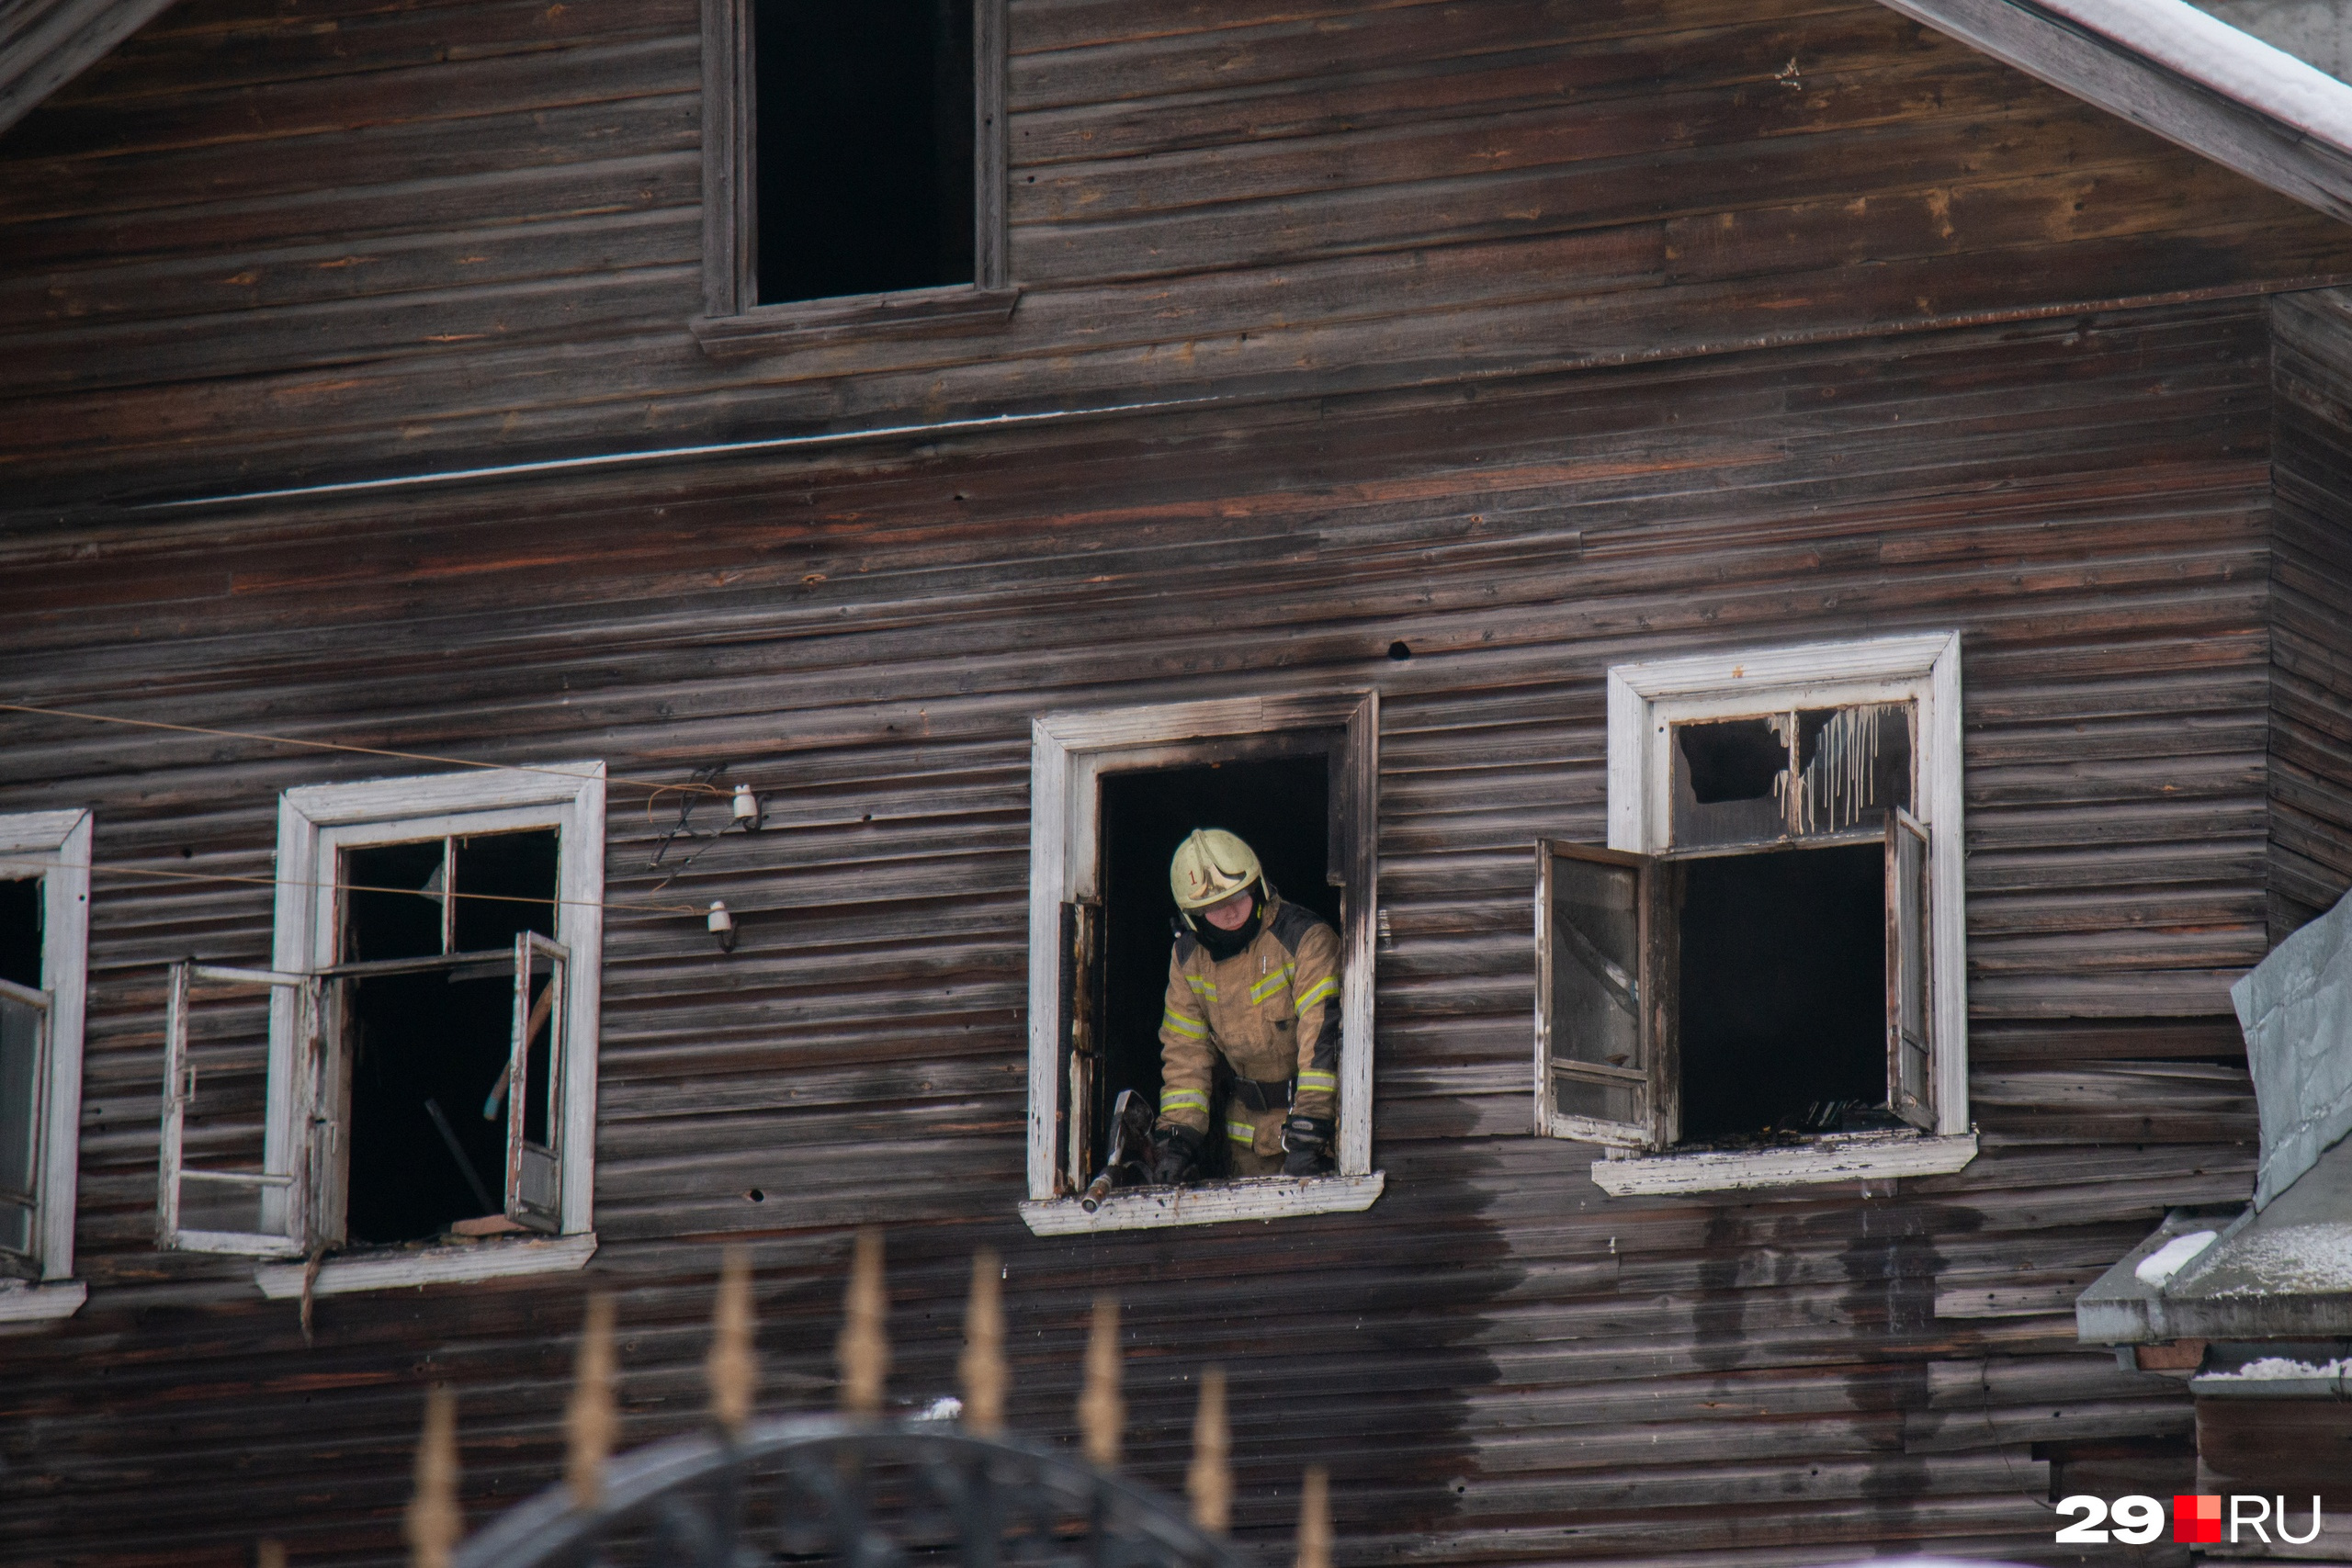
top-left (1148, 1122), bottom-right (1204, 1186)
top-left (1281, 1115), bottom-right (1335, 1178)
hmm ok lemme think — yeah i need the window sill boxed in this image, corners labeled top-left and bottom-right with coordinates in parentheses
top-left (1588, 1131), bottom-right (1978, 1196)
top-left (0, 1278), bottom-right (86, 1327)
top-left (252, 1232), bottom-right (596, 1300)
top-left (691, 285), bottom-right (1021, 362)
top-left (1020, 1173), bottom-right (1385, 1235)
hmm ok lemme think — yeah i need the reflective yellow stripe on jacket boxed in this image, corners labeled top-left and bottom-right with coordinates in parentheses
top-left (1248, 964), bottom-right (1294, 1006)
top-left (1161, 1006), bottom-right (1206, 1039)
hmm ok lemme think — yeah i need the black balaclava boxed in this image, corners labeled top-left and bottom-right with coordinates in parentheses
top-left (1190, 882), bottom-right (1269, 961)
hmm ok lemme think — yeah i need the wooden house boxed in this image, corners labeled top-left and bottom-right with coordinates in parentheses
top-left (6, 0), bottom-right (2352, 1562)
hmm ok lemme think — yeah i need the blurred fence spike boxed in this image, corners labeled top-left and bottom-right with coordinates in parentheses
top-left (838, 1228), bottom-right (888, 1417)
top-left (1187, 1367), bottom-right (1229, 1535)
top-left (1079, 1295), bottom-right (1123, 1470)
top-left (707, 1247), bottom-right (757, 1436)
top-left (1296, 1465), bottom-right (1331, 1568)
top-left (405, 1385), bottom-right (462, 1568)
top-left (567, 1293), bottom-right (618, 1507)
top-left (256, 1540), bottom-right (288, 1568)
top-left (958, 1248), bottom-right (1005, 1436)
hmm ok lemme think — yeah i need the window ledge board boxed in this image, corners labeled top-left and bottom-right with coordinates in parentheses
top-left (1589, 1132), bottom-right (1979, 1196)
top-left (1020, 1173), bottom-right (1385, 1235)
top-left (692, 286), bottom-right (1021, 361)
top-left (253, 1233), bottom-right (595, 1299)
top-left (0, 1279), bottom-right (86, 1326)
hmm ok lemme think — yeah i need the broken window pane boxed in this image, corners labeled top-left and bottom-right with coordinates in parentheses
top-left (1672, 703), bottom-right (1915, 849)
top-left (343, 840), bottom-right (446, 962)
top-left (1671, 717), bottom-right (1790, 848)
top-left (451, 829), bottom-right (559, 953)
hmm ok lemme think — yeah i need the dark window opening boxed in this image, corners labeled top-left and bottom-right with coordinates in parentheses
top-left (1096, 754), bottom-right (1338, 1179)
top-left (754, 0), bottom-right (976, 305)
top-left (339, 829), bottom-right (559, 1245)
top-left (0, 876), bottom-right (40, 1266)
top-left (1675, 844), bottom-right (1889, 1143)
top-left (0, 879), bottom-right (39, 990)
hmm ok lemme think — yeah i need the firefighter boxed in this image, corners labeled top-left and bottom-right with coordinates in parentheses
top-left (1148, 828), bottom-right (1341, 1182)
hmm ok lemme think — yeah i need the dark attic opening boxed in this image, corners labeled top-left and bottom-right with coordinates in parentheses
top-left (339, 829), bottom-right (559, 1245)
top-left (1098, 753), bottom-right (1339, 1179)
top-left (1676, 844), bottom-right (1889, 1143)
top-left (754, 0), bottom-right (976, 305)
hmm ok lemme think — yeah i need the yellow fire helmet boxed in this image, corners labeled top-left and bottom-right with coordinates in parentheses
top-left (1169, 828), bottom-right (1263, 913)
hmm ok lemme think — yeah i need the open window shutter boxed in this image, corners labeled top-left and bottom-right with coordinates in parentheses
top-left (504, 932), bottom-right (569, 1233)
top-left (1537, 841), bottom-right (1667, 1150)
top-left (310, 977), bottom-right (350, 1247)
top-left (0, 976), bottom-right (51, 1280)
top-left (157, 963), bottom-right (314, 1256)
top-left (1057, 900), bottom-right (1103, 1195)
top-left (1886, 808), bottom-right (1933, 1130)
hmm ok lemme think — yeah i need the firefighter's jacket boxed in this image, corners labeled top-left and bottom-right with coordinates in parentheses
top-left (1156, 897), bottom-right (1340, 1161)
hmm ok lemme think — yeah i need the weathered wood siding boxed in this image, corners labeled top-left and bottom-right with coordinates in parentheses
top-left (6, 0), bottom-right (2352, 507)
top-left (0, 299), bottom-right (2292, 1566)
top-left (2266, 288), bottom-right (2352, 940)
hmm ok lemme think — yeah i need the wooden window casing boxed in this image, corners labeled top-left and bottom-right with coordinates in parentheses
top-left (153, 767), bottom-right (605, 1275)
top-left (693, 0), bottom-right (1014, 359)
top-left (1021, 693), bottom-right (1385, 1235)
top-left (1541, 635), bottom-right (1976, 1194)
top-left (0, 809), bottom-right (91, 1305)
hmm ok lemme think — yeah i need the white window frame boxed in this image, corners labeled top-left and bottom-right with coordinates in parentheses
top-left (1019, 694), bottom-right (1385, 1235)
top-left (1558, 632), bottom-right (1977, 1194)
top-left (0, 809), bottom-right (92, 1325)
top-left (175, 765), bottom-right (603, 1293)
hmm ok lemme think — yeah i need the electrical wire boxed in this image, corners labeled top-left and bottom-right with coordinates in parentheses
top-left (0, 700), bottom-right (732, 799)
top-left (0, 856), bottom-right (707, 918)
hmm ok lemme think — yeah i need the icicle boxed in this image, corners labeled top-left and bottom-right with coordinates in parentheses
top-left (1793, 704), bottom-right (1889, 833)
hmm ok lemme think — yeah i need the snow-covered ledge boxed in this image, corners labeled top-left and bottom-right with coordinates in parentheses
top-left (1591, 1132), bottom-right (1978, 1196)
top-left (253, 1233), bottom-right (596, 1299)
top-left (1021, 1173), bottom-right (1385, 1235)
top-left (0, 1278), bottom-right (86, 1326)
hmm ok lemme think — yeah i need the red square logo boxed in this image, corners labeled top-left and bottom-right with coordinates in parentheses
top-left (2176, 1495), bottom-right (2223, 1543)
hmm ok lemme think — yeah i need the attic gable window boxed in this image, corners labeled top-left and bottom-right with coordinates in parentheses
top-left (0, 810), bottom-right (91, 1325)
top-left (1538, 634), bottom-right (1978, 1195)
top-left (694, 0), bottom-right (1013, 358)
